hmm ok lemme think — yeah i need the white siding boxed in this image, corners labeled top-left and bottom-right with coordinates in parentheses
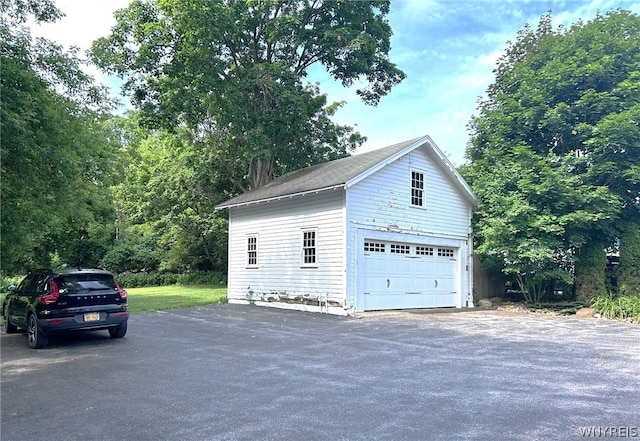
top-left (344, 150), bottom-right (474, 312)
top-left (227, 189), bottom-right (346, 307)
top-left (223, 145), bottom-right (475, 315)
top-left (347, 150), bottom-right (470, 237)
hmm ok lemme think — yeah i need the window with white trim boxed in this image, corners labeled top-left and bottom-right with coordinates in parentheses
top-left (411, 170), bottom-right (425, 207)
top-left (302, 230), bottom-right (317, 266)
top-left (247, 235), bottom-right (258, 267)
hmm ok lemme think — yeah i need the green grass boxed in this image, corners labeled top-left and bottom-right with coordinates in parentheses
top-left (0, 285), bottom-right (227, 323)
top-left (126, 285), bottom-right (227, 314)
top-left (591, 295), bottom-right (640, 323)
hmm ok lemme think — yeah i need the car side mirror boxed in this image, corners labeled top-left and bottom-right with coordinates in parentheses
top-left (7, 284), bottom-right (16, 292)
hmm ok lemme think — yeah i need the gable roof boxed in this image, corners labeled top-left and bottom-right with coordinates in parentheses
top-left (215, 135), bottom-right (477, 209)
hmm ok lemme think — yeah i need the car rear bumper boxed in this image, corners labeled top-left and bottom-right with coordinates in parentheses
top-left (36, 311), bottom-right (128, 335)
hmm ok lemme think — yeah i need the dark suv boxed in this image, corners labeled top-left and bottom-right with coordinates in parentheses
top-left (2, 268), bottom-right (128, 349)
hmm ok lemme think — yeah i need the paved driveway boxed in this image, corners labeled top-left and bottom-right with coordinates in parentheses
top-left (1, 304), bottom-right (639, 441)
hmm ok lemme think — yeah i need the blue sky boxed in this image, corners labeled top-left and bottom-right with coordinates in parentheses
top-left (31, 0), bottom-right (640, 165)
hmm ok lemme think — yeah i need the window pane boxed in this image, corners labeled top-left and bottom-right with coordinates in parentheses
top-left (416, 246), bottom-right (434, 256)
top-left (364, 241), bottom-right (385, 253)
top-left (303, 231), bottom-right (316, 264)
top-left (247, 236), bottom-right (257, 266)
top-left (411, 171), bottom-right (424, 206)
top-left (390, 244), bottom-right (410, 254)
top-left (438, 248), bottom-right (455, 258)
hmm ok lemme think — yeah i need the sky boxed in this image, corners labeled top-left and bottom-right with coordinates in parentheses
top-left (29, 0), bottom-right (640, 166)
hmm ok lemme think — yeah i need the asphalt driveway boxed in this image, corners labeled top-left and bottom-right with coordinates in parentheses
top-left (1, 304), bottom-right (639, 441)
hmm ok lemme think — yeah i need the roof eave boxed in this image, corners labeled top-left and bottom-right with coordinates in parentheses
top-left (214, 184), bottom-right (346, 210)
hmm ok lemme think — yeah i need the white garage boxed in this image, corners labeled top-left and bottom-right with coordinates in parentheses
top-left (216, 135), bottom-right (477, 314)
top-left (362, 240), bottom-right (459, 310)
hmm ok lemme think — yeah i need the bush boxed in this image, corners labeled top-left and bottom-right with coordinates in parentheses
top-left (176, 271), bottom-right (227, 285)
top-left (1, 275), bottom-right (22, 292)
top-left (591, 295), bottom-right (640, 323)
top-left (616, 223), bottom-right (640, 296)
top-left (101, 238), bottom-right (161, 274)
top-left (115, 271), bottom-right (226, 288)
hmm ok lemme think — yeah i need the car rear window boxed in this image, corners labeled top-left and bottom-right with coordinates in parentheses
top-left (56, 274), bottom-right (116, 293)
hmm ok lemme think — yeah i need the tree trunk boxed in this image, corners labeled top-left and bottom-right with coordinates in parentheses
top-left (247, 156), bottom-right (274, 190)
top-left (574, 241), bottom-right (607, 303)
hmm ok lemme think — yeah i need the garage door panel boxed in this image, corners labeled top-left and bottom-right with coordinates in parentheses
top-left (363, 240), bottom-right (458, 311)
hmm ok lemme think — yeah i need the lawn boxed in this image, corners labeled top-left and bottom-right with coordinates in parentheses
top-left (126, 285), bottom-right (227, 314)
top-left (0, 285), bottom-right (227, 322)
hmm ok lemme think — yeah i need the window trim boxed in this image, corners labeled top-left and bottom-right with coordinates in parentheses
top-left (301, 228), bottom-right (318, 268)
top-left (246, 234), bottom-right (258, 268)
top-left (410, 169), bottom-right (426, 208)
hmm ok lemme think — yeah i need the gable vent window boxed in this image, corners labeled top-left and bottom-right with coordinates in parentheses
top-left (247, 235), bottom-right (258, 267)
top-left (364, 242), bottom-right (386, 253)
top-left (302, 230), bottom-right (317, 266)
top-left (438, 248), bottom-right (455, 258)
top-left (416, 246), bottom-right (434, 256)
top-left (390, 244), bottom-right (410, 254)
top-left (411, 170), bottom-right (425, 207)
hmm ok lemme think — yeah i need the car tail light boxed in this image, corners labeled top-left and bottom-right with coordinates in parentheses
top-left (114, 279), bottom-right (127, 299)
top-left (39, 280), bottom-right (60, 305)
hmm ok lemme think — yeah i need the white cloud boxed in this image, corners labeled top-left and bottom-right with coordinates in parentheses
top-left (30, 0), bottom-right (130, 51)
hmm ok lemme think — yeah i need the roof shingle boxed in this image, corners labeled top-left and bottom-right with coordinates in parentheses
top-left (216, 137), bottom-right (422, 209)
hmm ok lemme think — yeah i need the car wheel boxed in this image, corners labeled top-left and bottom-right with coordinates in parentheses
top-left (3, 304), bottom-right (18, 333)
top-left (109, 321), bottom-right (127, 339)
top-left (27, 314), bottom-right (48, 349)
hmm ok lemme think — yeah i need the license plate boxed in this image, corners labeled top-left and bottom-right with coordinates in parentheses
top-left (84, 312), bottom-right (100, 322)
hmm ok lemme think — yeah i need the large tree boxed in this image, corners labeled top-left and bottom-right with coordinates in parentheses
top-left (91, 0), bottom-right (405, 192)
top-left (1, 0), bottom-right (120, 274)
top-left (109, 113), bottom-right (228, 273)
top-left (464, 10), bottom-right (640, 301)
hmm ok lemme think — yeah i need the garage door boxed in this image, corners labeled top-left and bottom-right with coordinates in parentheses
top-left (362, 240), bottom-right (458, 310)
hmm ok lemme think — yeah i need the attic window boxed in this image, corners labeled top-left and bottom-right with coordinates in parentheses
top-left (411, 170), bottom-right (425, 207)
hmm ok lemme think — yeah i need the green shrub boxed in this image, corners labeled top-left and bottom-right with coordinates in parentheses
top-left (176, 271), bottom-right (227, 285)
top-left (591, 295), bottom-right (640, 323)
top-left (101, 237), bottom-right (162, 274)
top-left (1, 275), bottom-right (22, 292)
top-left (616, 224), bottom-right (640, 296)
top-left (115, 271), bottom-right (226, 288)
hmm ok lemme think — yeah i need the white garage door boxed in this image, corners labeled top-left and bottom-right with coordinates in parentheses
top-left (362, 240), bottom-right (458, 310)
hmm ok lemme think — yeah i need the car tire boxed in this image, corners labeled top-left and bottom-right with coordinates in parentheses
top-left (27, 314), bottom-right (48, 349)
top-left (109, 321), bottom-right (127, 339)
top-left (3, 304), bottom-right (18, 333)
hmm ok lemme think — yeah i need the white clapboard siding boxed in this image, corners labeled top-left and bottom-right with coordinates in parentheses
top-left (227, 189), bottom-right (346, 305)
top-left (347, 150), bottom-right (470, 238)
top-left (343, 150), bottom-right (473, 311)
top-left (220, 136), bottom-right (476, 314)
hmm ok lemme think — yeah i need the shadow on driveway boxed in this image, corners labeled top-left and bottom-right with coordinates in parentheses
top-left (2, 304), bottom-right (639, 441)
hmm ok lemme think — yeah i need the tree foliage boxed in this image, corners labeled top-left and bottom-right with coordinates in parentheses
top-left (110, 113), bottom-right (228, 273)
top-left (616, 224), bottom-right (640, 296)
top-left (1, 0), bottom-right (119, 274)
top-left (91, 0), bottom-right (405, 192)
top-left (464, 9), bottom-right (640, 301)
